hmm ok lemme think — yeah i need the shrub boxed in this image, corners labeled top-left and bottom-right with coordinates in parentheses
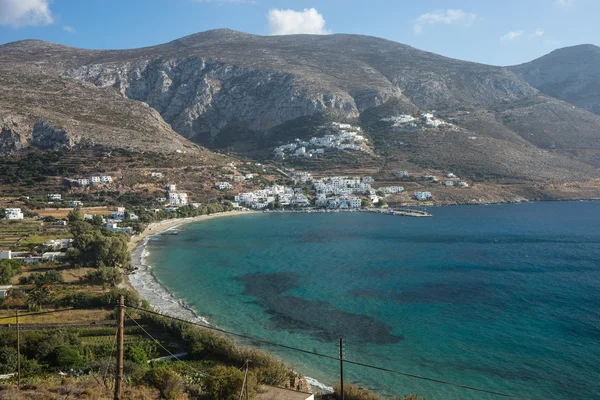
top-left (0, 346), bottom-right (18, 374)
top-left (83, 267), bottom-right (122, 287)
top-left (332, 383), bottom-right (427, 400)
top-left (202, 365), bottom-right (257, 400)
top-left (144, 365), bottom-right (186, 400)
top-left (53, 346), bottom-right (85, 369)
top-left (333, 383), bottom-right (382, 400)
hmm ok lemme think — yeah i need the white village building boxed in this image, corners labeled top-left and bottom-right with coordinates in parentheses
top-left (4, 208), bottom-right (23, 220)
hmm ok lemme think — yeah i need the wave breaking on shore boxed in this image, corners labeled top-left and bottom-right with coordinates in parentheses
top-left (129, 231), bottom-right (210, 326)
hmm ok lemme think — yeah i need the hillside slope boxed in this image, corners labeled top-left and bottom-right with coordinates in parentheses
top-left (510, 44), bottom-right (600, 115)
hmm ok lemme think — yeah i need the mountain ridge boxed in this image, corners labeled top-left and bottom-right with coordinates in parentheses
top-left (1, 30), bottom-right (600, 195)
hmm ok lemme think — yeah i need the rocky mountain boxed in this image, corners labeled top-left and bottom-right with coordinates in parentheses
top-left (1, 30), bottom-right (600, 192)
top-left (510, 44), bottom-right (600, 115)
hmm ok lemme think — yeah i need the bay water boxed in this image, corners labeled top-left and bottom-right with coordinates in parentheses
top-left (139, 202), bottom-right (600, 399)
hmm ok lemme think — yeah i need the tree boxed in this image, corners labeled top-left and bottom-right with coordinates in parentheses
top-left (0, 259), bottom-right (22, 284)
top-left (67, 208), bottom-right (84, 222)
top-left (27, 285), bottom-right (51, 311)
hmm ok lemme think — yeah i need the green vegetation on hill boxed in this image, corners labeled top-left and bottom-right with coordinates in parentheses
top-left (0, 151), bottom-right (81, 185)
top-left (0, 259), bottom-right (21, 284)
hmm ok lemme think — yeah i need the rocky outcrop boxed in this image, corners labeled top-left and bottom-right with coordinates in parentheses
top-left (0, 121), bottom-right (27, 154)
top-left (31, 121), bottom-right (81, 150)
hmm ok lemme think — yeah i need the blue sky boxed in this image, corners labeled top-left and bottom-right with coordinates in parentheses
top-left (0, 0), bottom-right (597, 66)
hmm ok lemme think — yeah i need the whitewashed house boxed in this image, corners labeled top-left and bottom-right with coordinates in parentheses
top-left (91, 176), bottom-right (101, 184)
top-left (291, 194), bottom-right (310, 207)
top-left (77, 178), bottom-right (91, 186)
top-left (106, 222), bottom-right (133, 235)
top-left (168, 192), bottom-right (189, 206)
top-left (348, 197), bottom-right (362, 208)
top-left (101, 176), bottom-right (113, 183)
top-left (167, 184), bottom-right (177, 191)
top-left (216, 182), bottom-right (233, 190)
top-left (0, 251), bottom-right (11, 259)
top-left (414, 191), bottom-right (432, 201)
top-left (68, 200), bottom-right (83, 208)
top-left (151, 172), bottom-right (163, 178)
top-left (0, 286), bottom-right (12, 298)
top-left (47, 194), bottom-right (62, 201)
top-left (4, 208), bottom-right (23, 220)
top-left (393, 171), bottom-right (409, 178)
top-left (458, 181), bottom-right (469, 187)
top-left (444, 181), bottom-right (455, 187)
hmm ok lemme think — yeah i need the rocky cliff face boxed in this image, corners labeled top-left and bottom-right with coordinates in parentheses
top-left (48, 29), bottom-right (537, 146)
top-left (0, 121), bottom-right (27, 154)
top-left (65, 57), bottom-right (363, 143)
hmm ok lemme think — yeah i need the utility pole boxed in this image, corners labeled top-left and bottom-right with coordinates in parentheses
top-left (244, 361), bottom-right (249, 400)
top-left (339, 338), bottom-right (344, 400)
top-left (16, 310), bottom-right (20, 388)
top-left (114, 295), bottom-right (125, 400)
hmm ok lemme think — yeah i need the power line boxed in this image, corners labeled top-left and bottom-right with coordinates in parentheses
top-left (124, 310), bottom-right (245, 380)
top-left (126, 305), bottom-right (528, 399)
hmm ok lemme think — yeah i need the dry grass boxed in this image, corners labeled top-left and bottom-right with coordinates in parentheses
top-left (0, 309), bottom-right (110, 325)
top-left (0, 376), bottom-right (162, 400)
top-left (35, 207), bottom-right (113, 219)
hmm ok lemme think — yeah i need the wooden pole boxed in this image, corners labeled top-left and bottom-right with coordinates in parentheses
top-left (16, 310), bottom-right (20, 388)
top-left (339, 338), bottom-right (344, 400)
top-left (114, 295), bottom-right (124, 400)
top-left (245, 361), bottom-right (249, 400)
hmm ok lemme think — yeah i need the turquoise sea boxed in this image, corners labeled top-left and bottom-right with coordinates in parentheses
top-left (135, 202), bottom-right (600, 399)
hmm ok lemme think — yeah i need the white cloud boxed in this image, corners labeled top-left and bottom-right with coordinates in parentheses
top-left (500, 30), bottom-right (524, 41)
top-left (534, 28), bottom-right (544, 37)
top-left (0, 0), bottom-right (53, 28)
top-left (63, 25), bottom-right (75, 33)
top-left (267, 8), bottom-right (330, 35)
top-left (555, 0), bottom-right (574, 6)
top-left (414, 9), bottom-right (476, 34)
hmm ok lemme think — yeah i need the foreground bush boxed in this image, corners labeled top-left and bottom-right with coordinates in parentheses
top-left (202, 364), bottom-right (258, 400)
top-left (333, 383), bottom-right (427, 400)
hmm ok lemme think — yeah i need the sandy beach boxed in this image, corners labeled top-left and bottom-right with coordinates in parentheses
top-left (124, 210), bottom-right (258, 321)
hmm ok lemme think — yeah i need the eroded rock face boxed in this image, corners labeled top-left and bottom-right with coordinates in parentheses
top-left (65, 58), bottom-right (373, 143)
top-left (0, 122), bottom-right (27, 154)
top-left (31, 121), bottom-right (81, 150)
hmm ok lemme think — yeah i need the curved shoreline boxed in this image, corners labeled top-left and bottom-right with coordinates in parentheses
top-left (126, 210), bottom-right (334, 394)
top-left (127, 211), bottom-right (256, 324)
